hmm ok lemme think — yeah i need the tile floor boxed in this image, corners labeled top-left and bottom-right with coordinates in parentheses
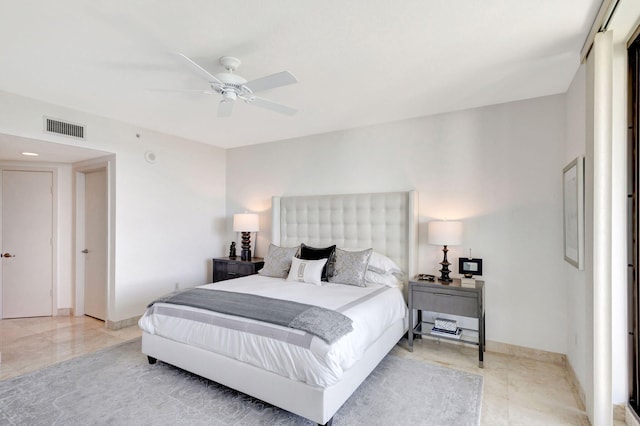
top-left (0, 315), bottom-right (617, 425)
top-left (0, 316), bottom-right (140, 381)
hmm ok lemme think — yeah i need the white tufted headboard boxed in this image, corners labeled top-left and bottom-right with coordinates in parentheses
top-left (271, 191), bottom-right (418, 279)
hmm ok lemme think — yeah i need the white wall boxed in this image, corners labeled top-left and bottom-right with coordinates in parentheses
top-left (112, 130), bottom-right (227, 320)
top-left (227, 94), bottom-right (568, 353)
top-left (0, 90), bottom-right (227, 322)
top-left (564, 63), bottom-right (591, 408)
top-left (57, 164), bottom-right (73, 308)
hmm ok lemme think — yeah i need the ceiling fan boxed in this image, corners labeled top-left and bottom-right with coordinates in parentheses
top-left (171, 53), bottom-right (298, 118)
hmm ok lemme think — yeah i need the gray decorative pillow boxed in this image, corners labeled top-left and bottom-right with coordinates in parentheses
top-left (258, 244), bottom-right (300, 278)
top-left (328, 248), bottom-right (373, 287)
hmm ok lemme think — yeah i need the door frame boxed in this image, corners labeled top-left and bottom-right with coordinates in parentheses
top-left (0, 165), bottom-right (58, 318)
top-left (629, 32), bottom-right (640, 415)
top-left (73, 156), bottom-right (115, 321)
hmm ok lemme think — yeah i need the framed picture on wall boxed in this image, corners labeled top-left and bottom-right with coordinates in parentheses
top-left (563, 156), bottom-right (584, 269)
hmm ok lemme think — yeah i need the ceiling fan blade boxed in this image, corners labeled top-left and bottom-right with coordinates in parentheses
top-left (172, 52), bottom-right (222, 84)
top-left (217, 100), bottom-right (234, 118)
top-left (244, 71), bottom-right (297, 93)
top-left (248, 96), bottom-right (297, 116)
top-left (146, 88), bottom-right (215, 95)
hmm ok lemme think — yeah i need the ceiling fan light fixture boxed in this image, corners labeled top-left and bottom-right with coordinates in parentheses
top-left (222, 91), bottom-right (237, 102)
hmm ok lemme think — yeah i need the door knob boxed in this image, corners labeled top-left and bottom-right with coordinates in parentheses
top-left (81, 249), bottom-right (89, 254)
top-left (2, 253), bottom-right (15, 258)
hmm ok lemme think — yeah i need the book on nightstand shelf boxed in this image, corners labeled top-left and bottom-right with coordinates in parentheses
top-left (434, 318), bottom-right (457, 332)
top-left (431, 318), bottom-right (461, 339)
top-left (430, 327), bottom-right (462, 339)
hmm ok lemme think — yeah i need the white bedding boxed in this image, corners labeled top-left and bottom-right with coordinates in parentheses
top-left (138, 275), bottom-right (407, 387)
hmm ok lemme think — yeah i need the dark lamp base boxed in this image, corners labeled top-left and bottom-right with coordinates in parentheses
top-left (241, 249), bottom-right (252, 261)
top-left (438, 244), bottom-right (453, 282)
top-left (240, 231), bottom-right (252, 261)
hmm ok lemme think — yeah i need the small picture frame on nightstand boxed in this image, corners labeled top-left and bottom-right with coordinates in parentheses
top-left (459, 258), bottom-right (483, 278)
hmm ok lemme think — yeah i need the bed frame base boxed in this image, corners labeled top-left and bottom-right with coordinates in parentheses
top-left (142, 318), bottom-right (405, 425)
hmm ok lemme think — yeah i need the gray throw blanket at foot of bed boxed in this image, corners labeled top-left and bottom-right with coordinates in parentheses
top-left (147, 288), bottom-right (353, 344)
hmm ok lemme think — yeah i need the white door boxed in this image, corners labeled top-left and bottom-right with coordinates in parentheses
top-left (2, 170), bottom-right (53, 318)
top-left (83, 169), bottom-right (107, 320)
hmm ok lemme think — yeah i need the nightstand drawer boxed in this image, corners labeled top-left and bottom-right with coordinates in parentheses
top-left (212, 257), bottom-right (264, 282)
top-left (412, 289), bottom-right (478, 317)
top-left (225, 261), bottom-right (254, 276)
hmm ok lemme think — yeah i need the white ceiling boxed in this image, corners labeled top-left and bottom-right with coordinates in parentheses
top-left (0, 134), bottom-right (111, 163)
top-left (0, 0), bottom-right (601, 151)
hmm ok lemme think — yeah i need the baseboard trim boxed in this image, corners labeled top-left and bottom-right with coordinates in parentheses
top-left (628, 403), bottom-right (640, 426)
top-left (56, 308), bottom-right (73, 316)
top-left (565, 358), bottom-right (586, 411)
top-left (566, 359), bottom-right (626, 424)
top-left (485, 340), bottom-right (566, 366)
top-left (106, 316), bottom-right (140, 330)
top-left (419, 337), bottom-right (567, 365)
top-left (614, 403), bottom-right (625, 423)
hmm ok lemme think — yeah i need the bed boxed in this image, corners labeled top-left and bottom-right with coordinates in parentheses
top-left (140, 191), bottom-right (418, 425)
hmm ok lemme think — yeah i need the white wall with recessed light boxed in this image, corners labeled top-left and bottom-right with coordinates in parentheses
top-left (226, 94), bottom-right (567, 354)
top-left (0, 90), bottom-right (227, 323)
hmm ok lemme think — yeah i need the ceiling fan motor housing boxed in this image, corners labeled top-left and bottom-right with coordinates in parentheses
top-left (215, 73), bottom-right (247, 85)
top-left (212, 72), bottom-right (251, 102)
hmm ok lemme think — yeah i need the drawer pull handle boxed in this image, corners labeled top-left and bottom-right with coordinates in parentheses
top-left (228, 272), bottom-right (237, 276)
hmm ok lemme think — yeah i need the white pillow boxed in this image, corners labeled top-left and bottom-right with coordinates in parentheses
top-left (368, 252), bottom-right (402, 275)
top-left (287, 257), bottom-right (328, 286)
top-left (343, 248), bottom-right (403, 275)
top-left (365, 270), bottom-right (402, 287)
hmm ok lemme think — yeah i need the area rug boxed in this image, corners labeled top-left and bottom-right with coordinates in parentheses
top-left (0, 338), bottom-right (482, 425)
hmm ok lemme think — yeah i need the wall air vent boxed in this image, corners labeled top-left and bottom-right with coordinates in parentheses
top-left (44, 117), bottom-right (85, 140)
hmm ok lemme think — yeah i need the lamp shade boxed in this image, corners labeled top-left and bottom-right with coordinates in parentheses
top-left (427, 221), bottom-right (462, 246)
top-left (233, 213), bottom-right (259, 232)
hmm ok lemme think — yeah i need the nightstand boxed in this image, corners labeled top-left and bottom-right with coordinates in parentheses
top-left (212, 257), bottom-right (265, 282)
top-left (408, 278), bottom-right (485, 368)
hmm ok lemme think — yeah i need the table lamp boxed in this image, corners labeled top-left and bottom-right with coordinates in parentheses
top-left (427, 220), bottom-right (462, 282)
top-left (233, 213), bottom-right (259, 261)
